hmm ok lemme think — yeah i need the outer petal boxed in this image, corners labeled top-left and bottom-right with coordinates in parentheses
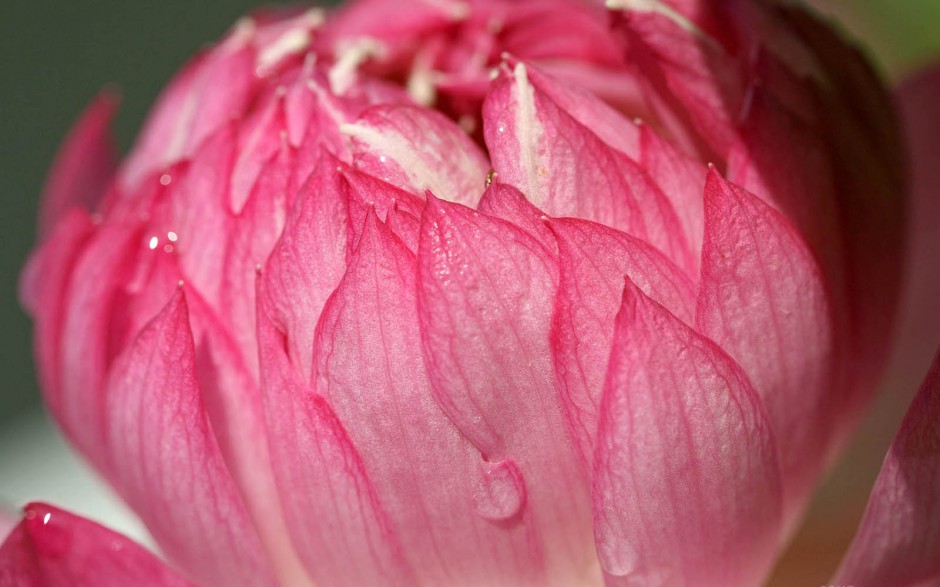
top-left (0, 504), bottom-right (193, 587)
top-left (48, 221), bottom-right (142, 467)
top-left (341, 104), bottom-right (489, 206)
top-left (416, 196), bottom-right (599, 585)
top-left (833, 350), bottom-right (940, 586)
top-left (314, 213), bottom-right (554, 584)
top-left (120, 23), bottom-right (259, 189)
top-left (261, 154), bottom-right (349, 381)
top-left (320, 0), bottom-right (466, 57)
top-left (593, 280), bottom-right (782, 587)
top-left (548, 217), bottom-right (696, 464)
top-left (608, 3), bottom-right (743, 160)
top-left (499, 57), bottom-right (641, 159)
top-left (342, 166), bottom-right (426, 252)
top-left (889, 63), bottom-right (940, 392)
top-left (18, 210), bottom-right (95, 416)
top-left (104, 290), bottom-right (276, 587)
top-left (220, 144), bottom-right (293, 378)
top-left (483, 61), bottom-right (693, 272)
top-left (636, 123), bottom-right (706, 265)
top-left (754, 4), bottom-right (905, 399)
top-left (695, 170), bottom-right (834, 516)
top-left (186, 290), bottom-right (311, 587)
top-left (476, 183), bottom-right (555, 252)
top-left (39, 92), bottom-right (118, 237)
top-left (257, 293), bottom-right (416, 587)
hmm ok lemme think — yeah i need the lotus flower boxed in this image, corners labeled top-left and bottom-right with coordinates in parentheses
top-left (2, 0), bottom-right (932, 585)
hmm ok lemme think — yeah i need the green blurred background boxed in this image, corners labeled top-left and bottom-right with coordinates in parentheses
top-left (1, 1), bottom-right (268, 424)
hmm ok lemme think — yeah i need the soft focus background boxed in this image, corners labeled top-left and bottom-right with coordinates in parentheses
top-left (0, 0), bottom-right (937, 583)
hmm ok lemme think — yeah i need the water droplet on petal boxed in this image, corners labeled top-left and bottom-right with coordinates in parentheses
top-left (24, 508), bottom-right (70, 558)
top-left (474, 458), bottom-right (526, 521)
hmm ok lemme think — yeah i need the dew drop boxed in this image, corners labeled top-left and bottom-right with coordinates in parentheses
top-left (167, 231), bottom-right (178, 242)
top-left (26, 508), bottom-right (71, 558)
top-left (474, 458), bottom-right (526, 521)
top-left (148, 236), bottom-right (159, 250)
top-left (159, 174), bottom-right (172, 186)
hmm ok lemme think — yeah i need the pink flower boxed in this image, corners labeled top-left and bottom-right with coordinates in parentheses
top-left (4, 1), bottom-right (932, 585)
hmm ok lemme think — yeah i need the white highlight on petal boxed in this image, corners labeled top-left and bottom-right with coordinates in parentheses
top-left (328, 38), bottom-right (384, 95)
top-left (420, 0), bottom-right (470, 20)
top-left (227, 17), bottom-right (257, 48)
top-left (407, 49), bottom-right (439, 106)
top-left (148, 236), bottom-right (159, 250)
top-left (606, 0), bottom-right (700, 35)
top-left (306, 79), bottom-right (349, 127)
top-left (512, 63), bottom-right (544, 207)
top-left (340, 120), bottom-right (480, 203)
top-left (257, 29), bottom-right (312, 74)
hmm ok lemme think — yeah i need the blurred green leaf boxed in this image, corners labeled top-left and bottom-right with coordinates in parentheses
top-left (811, 0), bottom-right (940, 78)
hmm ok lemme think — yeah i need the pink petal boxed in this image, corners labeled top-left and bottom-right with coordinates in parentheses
top-left (593, 280), bottom-right (782, 586)
top-left (262, 154), bottom-right (349, 381)
top-left (384, 204), bottom-right (421, 252)
top-left (833, 349), bottom-right (940, 586)
top-left (52, 222), bottom-right (143, 467)
top-left (695, 170), bottom-right (834, 515)
top-left (609, 6), bottom-right (743, 161)
top-left (229, 91), bottom-right (288, 214)
top-left (341, 166), bottom-right (426, 221)
top-left (500, 57), bottom-right (641, 159)
top-left (104, 290), bottom-right (276, 587)
top-left (637, 123), bottom-right (706, 266)
top-left (313, 212), bottom-right (558, 583)
top-left (725, 85), bottom-right (848, 353)
top-left (186, 290), bottom-right (311, 587)
top-left (164, 123), bottom-right (238, 311)
top-left (774, 4), bottom-right (905, 399)
top-left (416, 195), bottom-right (598, 584)
top-left (492, 0), bottom-right (622, 67)
top-left (342, 104), bottom-right (489, 206)
top-left (220, 144), bottom-right (292, 378)
top-left (476, 183), bottom-right (555, 252)
top-left (0, 503), bottom-right (193, 587)
top-left (39, 91), bottom-right (118, 237)
top-left (121, 25), bottom-right (258, 189)
top-left (257, 294), bottom-right (416, 586)
top-left (548, 217), bottom-right (696, 464)
top-left (18, 210), bottom-right (95, 417)
top-left (342, 165), bottom-right (426, 252)
top-left (887, 63), bottom-right (940, 394)
top-left (320, 0), bottom-right (466, 53)
top-left (482, 61), bottom-right (693, 272)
